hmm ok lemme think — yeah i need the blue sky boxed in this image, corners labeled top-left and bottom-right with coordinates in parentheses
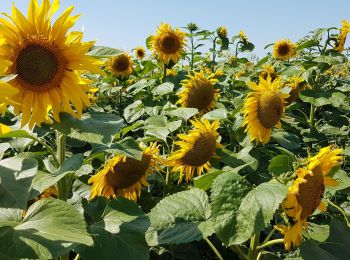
top-left (2, 0), bottom-right (350, 57)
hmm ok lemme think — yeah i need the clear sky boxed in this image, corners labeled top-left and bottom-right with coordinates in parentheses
top-left (2, 0), bottom-right (350, 57)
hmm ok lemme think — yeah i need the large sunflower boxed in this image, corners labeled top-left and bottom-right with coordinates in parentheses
top-left (177, 71), bottom-right (220, 114)
top-left (0, 0), bottom-right (102, 128)
top-left (335, 20), bottom-right (350, 52)
top-left (276, 146), bottom-right (343, 250)
top-left (109, 53), bottom-right (133, 78)
top-left (273, 39), bottom-right (297, 60)
top-left (150, 23), bottom-right (186, 65)
top-left (167, 118), bottom-right (222, 182)
top-left (89, 143), bottom-right (162, 201)
top-left (242, 76), bottom-right (289, 144)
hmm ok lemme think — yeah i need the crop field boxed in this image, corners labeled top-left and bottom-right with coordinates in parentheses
top-left (0, 1), bottom-right (349, 259)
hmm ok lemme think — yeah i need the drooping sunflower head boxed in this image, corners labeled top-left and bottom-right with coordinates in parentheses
top-left (260, 64), bottom-right (278, 81)
top-left (276, 146), bottom-right (342, 250)
top-left (109, 53), bottom-right (133, 78)
top-left (242, 77), bottom-right (289, 144)
top-left (285, 75), bottom-right (305, 105)
top-left (217, 26), bottom-right (228, 39)
top-left (134, 46), bottom-right (146, 60)
top-left (273, 39), bottom-right (297, 60)
top-left (0, 0), bottom-right (103, 128)
top-left (167, 118), bottom-right (222, 182)
top-left (150, 23), bottom-right (186, 65)
top-left (335, 20), bottom-right (350, 52)
top-left (239, 30), bottom-right (248, 43)
top-left (89, 143), bottom-right (162, 201)
top-left (177, 70), bottom-right (220, 114)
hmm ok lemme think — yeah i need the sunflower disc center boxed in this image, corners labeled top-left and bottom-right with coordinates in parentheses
top-left (296, 171), bottom-right (325, 220)
top-left (108, 155), bottom-right (151, 189)
top-left (181, 134), bottom-right (217, 166)
top-left (159, 33), bottom-right (180, 54)
top-left (278, 44), bottom-right (291, 56)
top-left (16, 44), bottom-right (58, 86)
top-left (186, 79), bottom-right (215, 111)
top-left (257, 92), bottom-right (283, 128)
top-left (112, 55), bottom-right (130, 72)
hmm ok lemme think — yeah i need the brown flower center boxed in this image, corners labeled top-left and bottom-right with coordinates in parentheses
top-left (185, 78), bottom-right (215, 111)
top-left (181, 134), bottom-right (217, 166)
top-left (278, 43), bottom-right (291, 56)
top-left (296, 171), bottom-right (324, 220)
top-left (159, 33), bottom-right (181, 54)
top-left (260, 71), bottom-right (278, 81)
top-left (137, 49), bottom-right (145, 58)
top-left (112, 55), bottom-right (130, 72)
top-left (285, 86), bottom-right (300, 105)
top-left (106, 154), bottom-right (151, 189)
top-left (257, 91), bottom-right (283, 128)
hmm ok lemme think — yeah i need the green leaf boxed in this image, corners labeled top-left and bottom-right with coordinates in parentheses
top-left (299, 89), bottom-right (347, 108)
top-left (54, 112), bottom-right (124, 145)
top-left (210, 171), bottom-right (252, 245)
top-left (0, 143), bottom-right (10, 160)
top-left (152, 82), bottom-right (174, 96)
top-left (165, 107), bottom-right (198, 120)
top-left (91, 137), bottom-right (143, 160)
top-left (30, 154), bottom-right (84, 199)
top-left (146, 188), bottom-right (213, 246)
top-left (77, 198), bottom-right (149, 260)
top-left (234, 181), bottom-right (287, 243)
top-left (144, 115), bottom-right (182, 142)
top-left (202, 108), bottom-right (227, 120)
top-left (301, 219), bottom-right (350, 259)
top-left (88, 45), bottom-right (121, 57)
top-left (0, 129), bottom-right (34, 139)
top-left (296, 39), bottom-right (320, 50)
top-left (123, 100), bottom-right (145, 123)
top-left (272, 131), bottom-right (301, 150)
top-left (0, 198), bottom-right (93, 259)
top-left (193, 170), bottom-right (223, 191)
top-left (314, 55), bottom-right (346, 65)
top-left (0, 157), bottom-right (38, 209)
top-left (268, 155), bottom-right (293, 176)
top-left (327, 169), bottom-right (350, 193)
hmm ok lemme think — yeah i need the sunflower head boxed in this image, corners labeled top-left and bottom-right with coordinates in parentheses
top-left (166, 68), bottom-right (177, 77)
top-left (335, 20), bottom-right (350, 52)
top-left (285, 75), bottom-right (305, 105)
top-left (167, 118), bottom-right (222, 182)
top-left (89, 143), bottom-right (162, 201)
top-left (217, 26), bottom-right (228, 39)
top-left (242, 77), bottom-right (289, 144)
top-left (150, 23), bottom-right (186, 65)
top-left (260, 64), bottom-right (278, 81)
top-left (177, 70), bottom-right (220, 114)
top-left (273, 39), bottom-right (297, 60)
top-left (135, 46), bottom-right (146, 59)
top-left (277, 146), bottom-right (342, 250)
top-left (187, 22), bottom-right (199, 32)
top-left (0, 0), bottom-right (103, 128)
top-left (109, 53), bottom-right (133, 78)
top-left (239, 30), bottom-right (248, 43)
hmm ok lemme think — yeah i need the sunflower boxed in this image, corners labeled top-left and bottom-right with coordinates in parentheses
top-left (177, 70), bottom-right (220, 114)
top-left (89, 143), bottom-right (162, 201)
top-left (276, 146), bottom-right (343, 250)
top-left (260, 64), bottom-right (278, 82)
top-left (150, 23), bottom-right (186, 65)
top-left (242, 76), bottom-right (289, 144)
top-left (109, 53), bottom-right (133, 78)
top-left (134, 46), bottom-right (146, 60)
top-left (166, 68), bottom-right (177, 77)
top-left (0, 123), bottom-right (11, 135)
top-left (273, 39), bottom-right (297, 60)
top-left (335, 20), bottom-right (350, 52)
top-left (167, 118), bottom-right (222, 182)
top-left (285, 75), bottom-right (305, 105)
top-left (239, 30), bottom-right (248, 44)
top-left (217, 26), bottom-right (228, 39)
top-left (0, 0), bottom-right (103, 128)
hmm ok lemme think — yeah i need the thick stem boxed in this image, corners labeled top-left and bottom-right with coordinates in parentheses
top-left (56, 130), bottom-right (68, 201)
top-left (327, 199), bottom-right (350, 228)
top-left (248, 233), bottom-right (260, 260)
top-left (162, 63), bottom-right (167, 83)
top-left (230, 245), bottom-right (248, 260)
top-left (309, 103), bottom-right (315, 128)
top-left (256, 239), bottom-right (284, 251)
top-left (190, 34), bottom-right (194, 70)
top-left (205, 237), bottom-right (224, 260)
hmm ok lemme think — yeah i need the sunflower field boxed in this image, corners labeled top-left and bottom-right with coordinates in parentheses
top-left (1, 1), bottom-right (350, 260)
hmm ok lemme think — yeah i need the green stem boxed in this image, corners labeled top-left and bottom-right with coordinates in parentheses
top-left (205, 237), bottom-right (223, 260)
top-left (309, 103), bottom-right (315, 128)
top-left (230, 245), bottom-right (248, 260)
top-left (32, 136), bottom-right (60, 168)
top-left (212, 36), bottom-right (217, 65)
top-left (256, 239), bottom-right (284, 251)
top-left (248, 233), bottom-right (260, 260)
top-left (190, 34), bottom-right (194, 70)
top-left (327, 200), bottom-right (350, 228)
top-left (73, 253), bottom-right (80, 260)
top-left (162, 63), bottom-right (167, 83)
top-left (56, 130), bottom-right (68, 201)
top-left (262, 228), bottom-right (276, 244)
